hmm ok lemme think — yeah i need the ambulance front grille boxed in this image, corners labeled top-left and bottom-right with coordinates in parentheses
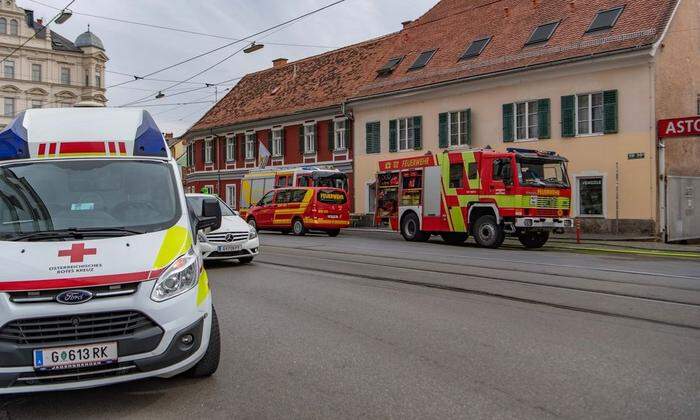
top-left (8, 283), bottom-right (139, 304)
top-left (0, 311), bottom-right (158, 345)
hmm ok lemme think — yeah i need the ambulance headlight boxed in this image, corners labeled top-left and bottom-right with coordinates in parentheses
top-left (248, 225), bottom-right (258, 240)
top-left (151, 248), bottom-right (200, 302)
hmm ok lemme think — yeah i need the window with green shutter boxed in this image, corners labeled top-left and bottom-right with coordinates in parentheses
top-left (502, 103), bottom-right (514, 142)
top-left (389, 119), bottom-right (397, 152)
top-left (573, 91), bottom-right (617, 136)
top-left (561, 95), bottom-right (576, 137)
top-left (537, 98), bottom-right (550, 139)
top-left (443, 109), bottom-right (471, 147)
top-left (413, 116), bottom-right (422, 150)
top-left (439, 113), bottom-right (448, 148)
top-left (603, 90), bottom-right (618, 134)
top-left (366, 121), bottom-right (380, 154)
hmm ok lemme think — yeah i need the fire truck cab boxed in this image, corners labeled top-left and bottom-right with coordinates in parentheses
top-left (375, 148), bottom-right (573, 249)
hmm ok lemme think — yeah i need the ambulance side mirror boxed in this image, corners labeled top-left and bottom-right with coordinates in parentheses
top-left (197, 199), bottom-right (222, 232)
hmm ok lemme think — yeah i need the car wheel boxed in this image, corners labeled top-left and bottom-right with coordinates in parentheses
top-left (182, 307), bottom-right (220, 378)
top-left (247, 218), bottom-right (257, 230)
top-left (292, 219), bottom-right (306, 236)
top-left (238, 256), bottom-right (254, 264)
top-left (440, 232), bottom-right (468, 245)
top-left (518, 231), bottom-right (550, 249)
top-left (327, 229), bottom-right (340, 237)
top-left (473, 215), bottom-right (505, 249)
top-left (400, 212), bottom-right (429, 242)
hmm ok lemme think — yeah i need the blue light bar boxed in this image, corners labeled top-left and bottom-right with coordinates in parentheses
top-left (133, 111), bottom-right (168, 157)
top-left (0, 112), bottom-right (29, 161)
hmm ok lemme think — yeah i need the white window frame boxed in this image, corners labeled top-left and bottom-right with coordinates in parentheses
top-left (447, 110), bottom-right (469, 147)
top-left (575, 92), bottom-right (604, 136)
top-left (304, 123), bottom-right (316, 154)
top-left (31, 63), bottom-right (41, 82)
top-left (226, 184), bottom-right (237, 209)
top-left (4, 60), bottom-right (14, 79)
top-left (204, 139), bottom-right (213, 163)
top-left (334, 120), bottom-right (347, 151)
top-left (203, 184), bottom-right (214, 195)
top-left (31, 100), bottom-right (42, 109)
top-left (572, 173), bottom-right (607, 218)
top-left (398, 117), bottom-right (415, 151)
top-left (245, 133), bottom-right (255, 160)
top-left (186, 144), bottom-right (194, 167)
top-left (95, 70), bottom-right (101, 88)
top-left (512, 101), bottom-right (539, 141)
top-left (226, 137), bottom-right (235, 161)
top-left (272, 128), bottom-right (283, 157)
top-left (3, 97), bottom-right (15, 117)
top-left (9, 19), bottom-right (17, 36)
top-left (60, 67), bottom-right (71, 85)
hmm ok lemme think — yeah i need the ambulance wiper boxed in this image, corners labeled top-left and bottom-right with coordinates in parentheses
top-left (9, 227), bottom-right (145, 241)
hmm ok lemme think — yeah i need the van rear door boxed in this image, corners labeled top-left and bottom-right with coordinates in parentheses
top-left (315, 189), bottom-right (349, 221)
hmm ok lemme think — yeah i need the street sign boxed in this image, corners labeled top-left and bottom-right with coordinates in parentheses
top-left (657, 116), bottom-right (700, 138)
top-left (627, 152), bottom-right (645, 160)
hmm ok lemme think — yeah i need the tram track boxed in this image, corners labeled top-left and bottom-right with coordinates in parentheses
top-left (254, 245), bottom-right (700, 330)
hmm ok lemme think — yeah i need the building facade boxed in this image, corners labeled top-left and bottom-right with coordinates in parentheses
top-left (183, 38), bottom-right (393, 211)
top-left (0, 0), bottom-right (107, 129)
top-left (349, 0), bottom-right (698, 236)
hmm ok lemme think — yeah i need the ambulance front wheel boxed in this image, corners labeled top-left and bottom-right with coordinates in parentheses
top-left (518, 231), bottom-right (549, 249)
top-left (401, 212), bottom-right (429, 242)
top-left (473, 215), bottom-right (505, 249)
top-left (183, 307), bottom-right (220, 378)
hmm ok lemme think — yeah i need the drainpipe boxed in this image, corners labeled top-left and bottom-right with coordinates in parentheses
top-left (658, 139), bottom-right (666, 241)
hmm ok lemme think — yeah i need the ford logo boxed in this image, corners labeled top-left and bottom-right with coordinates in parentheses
top-left (56, 289), bottom-right (94, 305)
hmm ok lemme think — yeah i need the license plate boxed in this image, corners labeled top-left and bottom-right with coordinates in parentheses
top-left (33, 342), bottom-right (117, 371)
top-left (327, 214), bottom-right (339, 219)
top-left (218, 244), bottom-right (242, 252)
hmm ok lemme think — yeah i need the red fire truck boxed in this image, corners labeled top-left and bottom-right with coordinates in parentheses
top-left (375, 148), bottom-right (573, 249)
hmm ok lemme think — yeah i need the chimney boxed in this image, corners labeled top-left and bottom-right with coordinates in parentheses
top-left (401, 20), bottom-right (412, 28)
top-left (163, 132), bottom-right (174, 140)
top-left (25, 9), bottom-right (34, 27)
top-left (272, 58), bottom-right (288, 68)
top-left (37, 18), bottom-right (43, 25)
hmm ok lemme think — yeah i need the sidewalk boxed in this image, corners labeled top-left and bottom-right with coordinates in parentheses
top-left (345, 227), bottom-right (700, 255)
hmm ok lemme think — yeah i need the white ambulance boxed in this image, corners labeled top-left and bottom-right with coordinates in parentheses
top-left (0, 108), bottom-right (222, 394)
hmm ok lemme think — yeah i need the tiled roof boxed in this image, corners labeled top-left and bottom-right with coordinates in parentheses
top-left (189, 34), bottom-right (396, 133)
top-left (51, 30), bottom-right (83, 53)
top-left (356, 0), bottom-right (678, 98)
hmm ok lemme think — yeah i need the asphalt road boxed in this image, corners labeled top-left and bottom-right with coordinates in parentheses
top-left (2, 231), bottom-right (700, 419)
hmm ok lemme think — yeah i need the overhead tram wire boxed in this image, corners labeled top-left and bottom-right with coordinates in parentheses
top-left (0, 0), bottom-right (75, 65)
top-left (103, 0), bottom-right (347, 90)
top-left (26, 0), bottom-right (337, 49)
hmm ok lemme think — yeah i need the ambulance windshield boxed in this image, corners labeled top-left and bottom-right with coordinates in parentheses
top-left (516, 158), bottom-right (569, 188)
top-left (0, 160), bottom-right (180, 241)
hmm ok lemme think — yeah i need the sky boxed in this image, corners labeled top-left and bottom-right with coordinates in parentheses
top-left (24, 0), bottom-right (437, 136)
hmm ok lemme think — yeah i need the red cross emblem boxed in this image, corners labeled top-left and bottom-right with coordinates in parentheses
top-left (58, 243), bottom-right (97, 264)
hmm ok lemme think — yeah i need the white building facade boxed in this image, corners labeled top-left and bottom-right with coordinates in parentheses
top-left (0, 0), bottom-right (108, 128)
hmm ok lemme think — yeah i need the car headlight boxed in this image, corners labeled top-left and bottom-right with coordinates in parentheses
top-left (151, 248), bottom-right (200, 302)
top-left (249, 225), bottom-right (258, 240)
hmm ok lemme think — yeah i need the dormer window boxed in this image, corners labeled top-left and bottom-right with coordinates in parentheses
top-left (525, 21), bottom-right (559, 45)
top-left (408, 49), bottom-right (437, 71)
top-left (460, 37), bottom-right (491, 60)
top-left (377, 56), bottom-right (404, 76)
top-left (587, 6), bottom-right (625, 33)
top-left (9, 19), bottom-right (17, 35)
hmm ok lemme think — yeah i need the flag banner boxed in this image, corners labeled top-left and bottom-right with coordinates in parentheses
top-left (258, 140), bottom-right (271, 168)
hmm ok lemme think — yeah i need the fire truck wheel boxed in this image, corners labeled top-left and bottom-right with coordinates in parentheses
top-left (440, 232), bottom-right (468, 245)
top-left (518, 231), bottom-right (550, 249)
top-left (473, 215), bottom-right (505, 248)
top-left (292, 218), bottom-right (306, 236)
top-left (401, 212), bottom-right (429, 242)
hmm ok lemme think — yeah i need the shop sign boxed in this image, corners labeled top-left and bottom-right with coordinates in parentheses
top-left (379, 155), bottom-right (435, 171)
top-left (658, 116), bottom-right (700, 138)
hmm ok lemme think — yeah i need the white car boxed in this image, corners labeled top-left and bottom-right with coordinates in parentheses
top-left (186, 194), bottom-right (259, 263)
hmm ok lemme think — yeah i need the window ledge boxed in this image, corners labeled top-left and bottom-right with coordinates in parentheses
top-left (303, 151), bottom-right (317, 156)
top-left (333, 148), bottom-right (348, 153)
top-left (514, 138), bottom-right (539, 143)
top-left (447, 144), bottom-right (472, 150)
top-left (575, 132), bottom-right (605, 139)
top-left (576, 214), bottom-right (606, 218)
